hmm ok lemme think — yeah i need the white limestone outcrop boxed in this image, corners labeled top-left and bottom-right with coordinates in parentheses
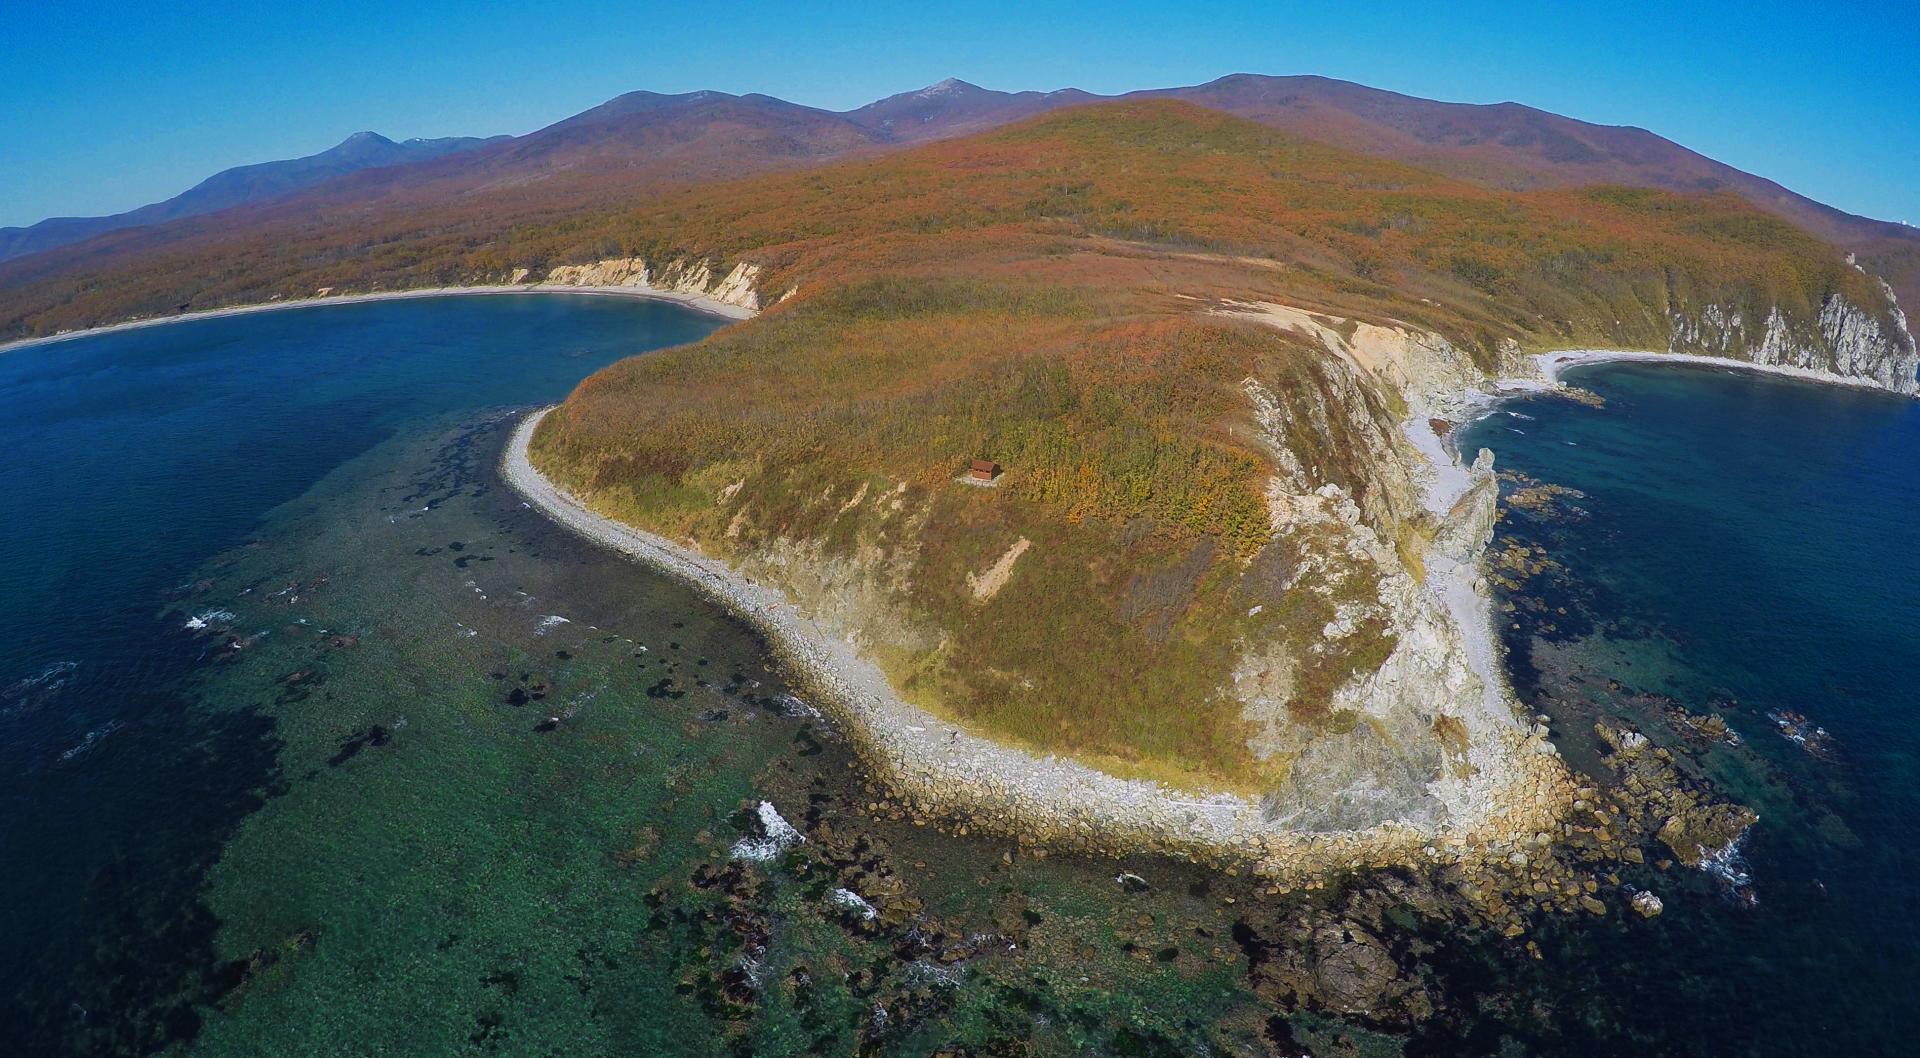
top-left (540, 256), bottom-right (765, 316)
top-left (1668, 291), bottom-right (1919, 396)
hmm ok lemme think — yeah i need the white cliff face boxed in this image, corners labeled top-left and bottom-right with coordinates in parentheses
top-left (1217, 300), bottom-right (1492, 413)
top-left (540, 256), bottom-right (765, 313)
top-left (1239, 358), bottom-right (1420, 532)
top-left (1669, 291), bottom-right (1920, 396)
top-left (1281, 272), bottom-right (1920, 844)
top-left (1234, 311), bottom-right (1540, 836)
top-left (1805, 293), bottom-right (1918, 395)
top-left (1240, 451), bottom-right (1527, 833)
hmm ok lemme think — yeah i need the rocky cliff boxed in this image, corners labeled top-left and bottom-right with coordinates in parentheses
top-left (1224, 305), bottom-right (1554, 841)
top-left (1668, 288), bottom-right (1919, 395)
top-left (540, 256), bottom-right (764, 314)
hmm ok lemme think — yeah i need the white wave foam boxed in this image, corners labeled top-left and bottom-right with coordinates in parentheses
top-left (60, 720), bottom-right (121, 762)
top-left (5, 660), bottom-right (77, 700)
top-left (1698, 832), bottom-right (1757, 905)
top-left (730, 800), bottom-right (805, 862)
top-left (830, 887), bottom-right (877, 920)
top-left (774, 693), bottom-right (821, 720)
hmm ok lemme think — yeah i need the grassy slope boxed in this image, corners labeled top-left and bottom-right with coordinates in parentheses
top-left (1, 102), bottom-right (1886, 347)
top-left (1, 101), bottom-right (1888, 789)
top-left (519, 102), bottom-right (1886, 790)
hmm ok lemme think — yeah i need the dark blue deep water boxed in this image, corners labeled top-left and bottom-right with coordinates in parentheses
top-left (1462, 361), bottom-right (1920, 1057)
top-left (0, 295), bottom-right (724, 1052)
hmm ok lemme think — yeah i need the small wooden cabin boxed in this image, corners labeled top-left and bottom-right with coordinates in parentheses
top-left (969, 459), bottom-right (1001, 482)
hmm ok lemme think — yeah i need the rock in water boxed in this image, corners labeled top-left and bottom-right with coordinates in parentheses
top-left (1658, 802), bottom-right (1758, 868)
top-left (1310, 923), bottom-right (1402, 1014)
top-left (1631, 890), bottom-right (1665, 918)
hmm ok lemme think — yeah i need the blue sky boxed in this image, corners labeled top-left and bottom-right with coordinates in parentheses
top-left (3, 1), bottom-right (1915, 229)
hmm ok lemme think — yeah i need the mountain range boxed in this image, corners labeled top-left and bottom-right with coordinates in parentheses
top-left (4, 73), bottom-right (1915, 323)
top-left (0, 131), bottom-right (505, 263)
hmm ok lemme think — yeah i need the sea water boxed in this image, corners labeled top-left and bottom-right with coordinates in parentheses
top-left (9, 297), bottom-right (1916, 1056)
top-left (1458, 361), bottom-right (1920, 1056)
top-left (0, 295), bottom-right (726, 1051)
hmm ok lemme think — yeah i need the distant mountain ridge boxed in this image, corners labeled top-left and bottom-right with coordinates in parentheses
top-left (5, 73), bottom-right (1916, 308)
top-left (0, 131), bottom-right (505, 262)
top-left (1138, 76), bottom-right (1917, 274)
top-left (831, 74), bottom-right (1920, 299)
top-left (845, 77), bottom-right (1096, 141)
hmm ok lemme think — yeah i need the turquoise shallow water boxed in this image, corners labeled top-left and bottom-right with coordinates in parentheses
top-left (0, 295), bottom-right (726, 1051)
top-left (1460, 361), bottom-right (1920, 1056)
top-left (9, 296), bottom-right (1919, 1056)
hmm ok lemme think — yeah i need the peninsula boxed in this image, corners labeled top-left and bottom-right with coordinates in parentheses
top-left (10, 97), bottom-right (1916, 887)
top-left (484, 104), bottom-right (1912, 881)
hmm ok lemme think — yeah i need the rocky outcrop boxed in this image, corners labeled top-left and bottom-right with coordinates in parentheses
top-left (1657, 802), bottom-right (1759, 868)
top-left (1668, 290), bottom-right (1919, 395)
top-left (1233, 310), bottom-right (1554, 846)
top-left (540, 256), bottom-right (764, 314)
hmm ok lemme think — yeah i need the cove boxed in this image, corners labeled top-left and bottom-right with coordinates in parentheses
top-left (1458, 360), bottom-right (1920, 1056)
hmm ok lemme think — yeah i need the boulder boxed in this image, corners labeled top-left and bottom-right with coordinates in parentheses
top-left (1658, 802), bottom-right (1758, 868)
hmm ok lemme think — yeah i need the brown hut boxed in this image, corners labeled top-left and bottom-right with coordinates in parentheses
top-left (969, 459), bottom-right (1001, 482)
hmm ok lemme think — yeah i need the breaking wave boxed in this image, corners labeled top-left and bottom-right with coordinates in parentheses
top-left (184, 609), bottom-right (236, 631)
top-left (4, 660), bottom-right (77, 698)
top-left (1699, 831), bottom-right (1758, 907)
top-left (730, 800), bottom-right (805, 862)
top-left (60, 721), bottom-right (122, 762)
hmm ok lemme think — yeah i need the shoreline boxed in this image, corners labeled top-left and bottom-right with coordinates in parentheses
top-left (503, 407), bottom-right (1570, 882)
top-left (1535, 348), bottom-right (1907, 394)
top-left (1440, 346), bottom-right (1917, 460)
top-left (0, 281), bottom-right (754, 356)
top-left (501, 336), bottom-right (1906, 881)
top-left (1432, 345), bottom-right (1916, 703)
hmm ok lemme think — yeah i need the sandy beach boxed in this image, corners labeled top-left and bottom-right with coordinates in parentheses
top-left (0, 281), bottom-right (754, 357)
